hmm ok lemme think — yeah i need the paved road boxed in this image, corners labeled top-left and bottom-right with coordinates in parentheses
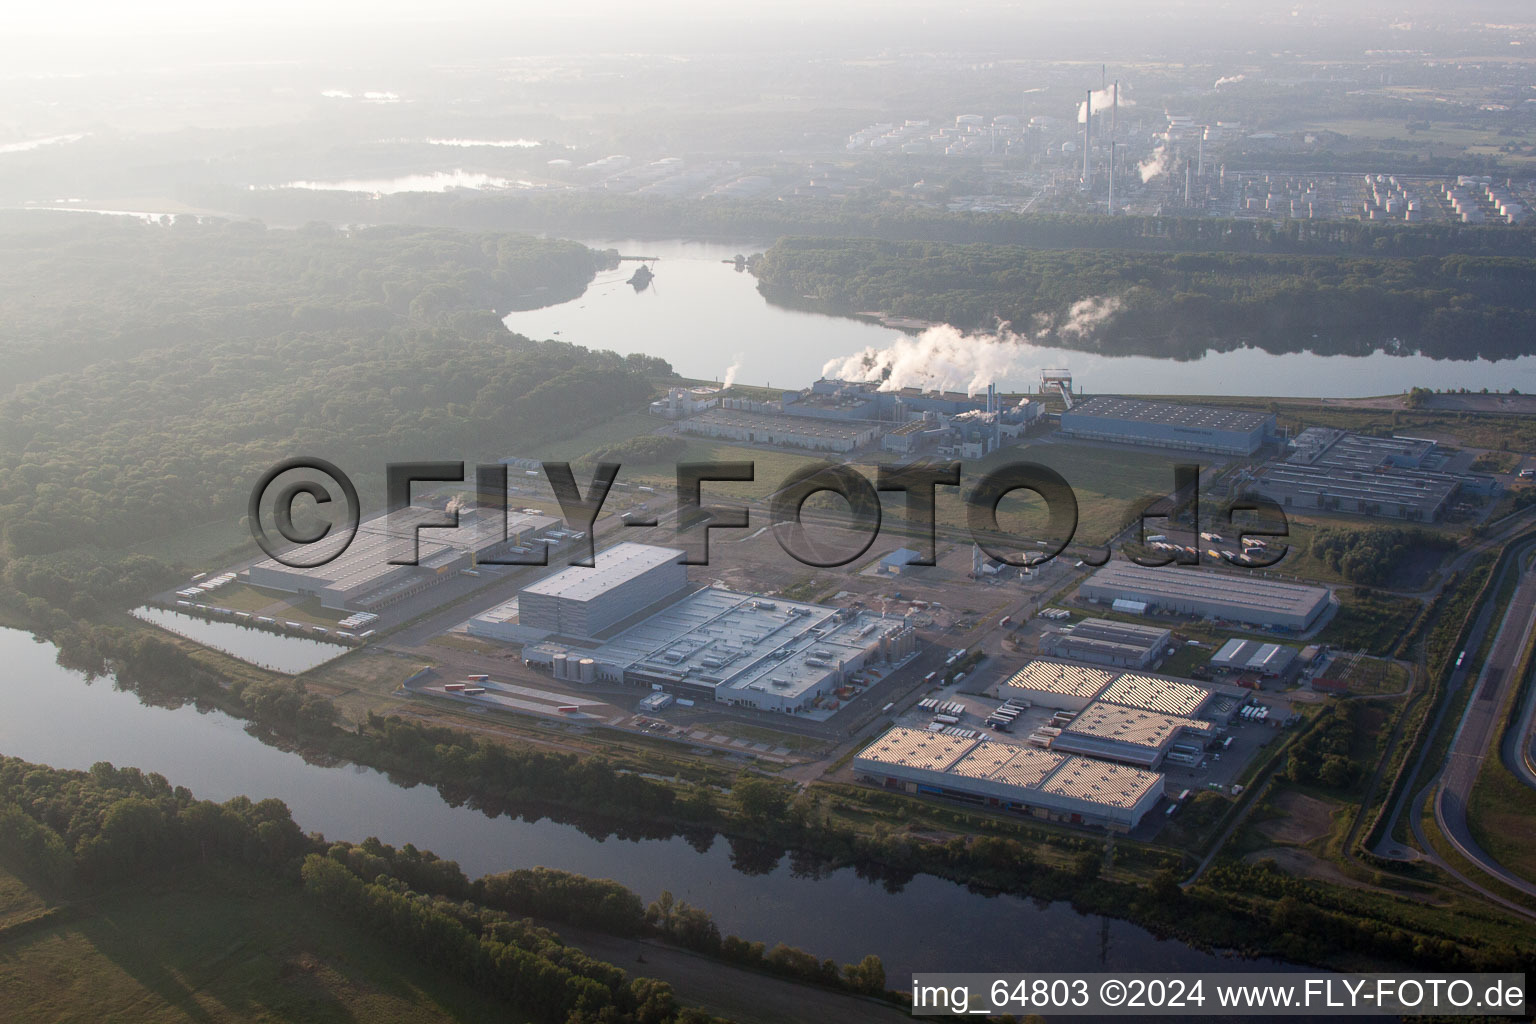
top-left (1430, 547), bottom-right (1536, 901)
top-left (1371, 514), bottom-right (1536, 858)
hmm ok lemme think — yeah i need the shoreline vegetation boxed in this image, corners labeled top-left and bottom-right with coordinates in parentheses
top-left (1, 213), bottom-right (1533, 1003)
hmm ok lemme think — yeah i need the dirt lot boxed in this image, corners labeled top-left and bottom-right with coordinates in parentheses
top-left (1253, 790), bottom-right (1340, 845)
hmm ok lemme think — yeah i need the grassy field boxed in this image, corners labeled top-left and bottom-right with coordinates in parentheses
top-left (1466, 748), bottom-right (1536, 888)
top-left (301, 649), bottom-right (434, 724)
top-left (1317, 591), bottom-right (1421, 657)
top-left (0, 862), bottom-right (511, 1024)
top-left (130, 519), bottom-right (256, 571)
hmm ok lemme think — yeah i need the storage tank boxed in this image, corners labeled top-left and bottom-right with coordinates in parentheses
top-left (579, 658), bottom-right (596, 683)
top-left (552, 653), bottom-right (568, 679)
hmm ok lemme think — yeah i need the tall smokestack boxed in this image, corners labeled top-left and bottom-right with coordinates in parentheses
top-left (1102, 64), bottom-right (1107, 91)
top-left (1112, 80), bottom-right (1119, 136)
top-left (1185, 158), bottom-right (1193, 204)
top-left (1084, 89), bottom-right (1092, 184)
top-left (1108, 142), bottom-right (1115, 215)
top-left (1198, 136), bottom-right (1204, 177)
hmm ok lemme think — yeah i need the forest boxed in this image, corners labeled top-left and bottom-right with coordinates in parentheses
top-left (0, 215), bottom-right (672, 560)
top-left (750, 236), bottom-right (1536, 362)
top-left (196, 186), bottom-right (1536, 260)
top-left (0, 755), bottom-right (891, 1021)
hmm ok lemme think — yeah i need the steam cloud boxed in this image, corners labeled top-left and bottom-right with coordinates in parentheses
top-left (721, 354), bottom-right (744, 389)
top-left (1213, 74), bottom-right (1246, 89)
top-left (1138, 142), bottom-right (1171, 182)
top-left (1078, 87), bottom-right (1133, 123)
top-left (820, 298), bottom-right (1123, 394)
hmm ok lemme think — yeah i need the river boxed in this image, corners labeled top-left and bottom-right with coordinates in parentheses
top-left (502, 238), bottom-right (1536, 397)
top-left (0, 626), bottom-right (1288, 982)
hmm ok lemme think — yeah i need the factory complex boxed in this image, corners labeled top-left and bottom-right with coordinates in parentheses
top-left (1079, 561), bottom-right (1331, 632)
top-left (1039, 617), bottom-right (1171, 669)
top-left (246, 507), bottom-right (560, 612)
top-left (853, 726), bottom-right (1163, 831)
top-left (1242, 427), bottom-right (1482, 523)
top-left (655, 377), bottom-right (1041, 456)
top-left (996, 658), bottom-right (1232, 767)
top-left (1058, 396), bottom-right (1276, 456)
top-left (470, 542), bottom-right (915, 715)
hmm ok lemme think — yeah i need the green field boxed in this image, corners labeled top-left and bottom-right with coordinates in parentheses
top-left (0, 862), bottom-right (509, 1024)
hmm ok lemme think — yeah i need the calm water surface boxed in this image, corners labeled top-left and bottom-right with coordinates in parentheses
top-left (503, 238), bottom-right (1536, 397)
top-left (0, 626), bottom-right (1287, 981)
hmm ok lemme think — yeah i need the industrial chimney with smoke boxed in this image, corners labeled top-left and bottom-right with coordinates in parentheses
top-left (1083, 89), bottom-right (1092, 184)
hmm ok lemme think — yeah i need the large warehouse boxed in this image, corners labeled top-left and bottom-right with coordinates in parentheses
top-left (245, 508), bottom-right (558, 612)
top-left (1079, 561), bottom-right (1330, 632)
top-left (517, 542), bottom-right (689, 638)
top-left (472, 543), bottom-right (917, 715)
top-left (1051, 702), bottom-right (1215, 768)
top-left (679, 408), bottom-right (881, 452)
top-left (1245, 462), bottom-right (1459, 522)
top-left (1059, 396), bottom-right (1276, 456)
top-left (999, 660), bottom-right (1116, 711)
top-left (853, 726), bottom-right (1164, 831)
top-left (1040, 618), bottom-right (1171, 669)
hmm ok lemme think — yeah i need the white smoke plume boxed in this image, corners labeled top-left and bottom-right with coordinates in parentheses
top-left (1056, 296), bottom-right (1123, 339)
top-left (820, 300), bottom-right (1124, 393)
top-left (1078, 87), bottom-right (1133, 123)
top-left (1213, 74), bottom-right (1246, 89)
top-left (1138, 142), bottom-right (1171, 182)
top-left (721, 354), bottom-right (744, 389)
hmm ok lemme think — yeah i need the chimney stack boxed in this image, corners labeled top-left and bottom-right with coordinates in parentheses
top-left (1112, 80), bottom-right (1119, 136)
top-left (1108, 142), bottom-right (1115, 215)
top-left (1184, 158), bottom-right (1194, 204)
top-left (1083, 89), bottom-right (1092, 184)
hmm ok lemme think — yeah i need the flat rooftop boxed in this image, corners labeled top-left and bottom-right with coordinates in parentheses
top-left (249, 512), bottom-right (463, 594)
top-left (1038, 757), bottom-right (1165, 810)
top-left (521, 541), bottom-right (684, 603)
top-left (1060, 702), bottom-right (1215, 751)
top-left (1000, 660), bottom-right (1116, 700)
top-left (1251, 463), bottom-right (1457, 508)
top-left (1096, 672), bottom-right (1210, 718)
top-left (1065, 396), bottom-right (1271, 433)
top-left (855, 728), bottom-right (1162, 811)
top-left (688, 408), bottom-right (879, 440)
top-left (1084, 562), bottom-right (1329, 620)
top-left (856, 726), bottom-right (973, 772)
top-left (951, 743), bottom-right (1068, 789)
top-left (562, 584), bottom-right (905, 703)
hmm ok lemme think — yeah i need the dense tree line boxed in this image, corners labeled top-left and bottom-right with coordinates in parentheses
top-left (751, 236), bottom-right (1536, 362)
top-left (1308, 525), bottom-right (1451, 586)
top-left (198, 186), bottom-right (1536, 259)
top-left (0, 218), bottom-right (673, 561)
top-left (0, 214), bottom-right (606, 386)
top-left (1283, 703), bottom-right (1361, 789)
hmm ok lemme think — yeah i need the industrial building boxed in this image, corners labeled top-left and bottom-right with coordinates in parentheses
top-left (1039, 618), bottom-right (1171, 669)
top-left (680, 408), bottom-right (882, 452)
top-left (518, 542), bottom-right (689, 638)
top-left (853, 726), bottom-right (1164, 831)
top-left (1058, 396), bottom-right (1275, 456)
top-left (999, 660), bottom-right (1116, 711)
top-left (1246, 463), bottom-right (1459, 522)
top-left (469, 543), bottom-right (916, 715)
top-left (1050, 702), bottom-right (1215, 768)
top-left (1239, 427), bottom-right (1471, 522)
top-left (1095, 671), bottom-right (1213, 718)
top-left (1211, 638), bottom-right (1299, 679)
top-left (513, 586), bottom-right (913, 713)
top-left (245, 508), bottom-right (559, 612)
top-left (1079, 561), bottom-right (1330, 631)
